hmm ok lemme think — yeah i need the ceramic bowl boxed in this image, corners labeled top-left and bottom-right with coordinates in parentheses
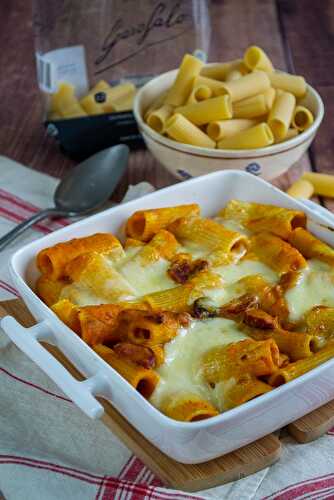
top-left (133, 68), bottom-right (324, 181)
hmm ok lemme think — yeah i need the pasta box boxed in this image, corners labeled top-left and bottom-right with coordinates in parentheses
top-left (33, 0), bottom-right (210, 159)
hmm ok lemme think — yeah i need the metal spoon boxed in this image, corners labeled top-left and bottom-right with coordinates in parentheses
top-left (0, 144), bottom-right (129, 251)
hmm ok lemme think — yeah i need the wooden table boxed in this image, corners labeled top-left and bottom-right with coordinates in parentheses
top-left (1, 0), bottom-right (333, 206)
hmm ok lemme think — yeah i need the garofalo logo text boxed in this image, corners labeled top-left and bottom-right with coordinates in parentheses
top-left (94, 1), bottom-right (190, 75)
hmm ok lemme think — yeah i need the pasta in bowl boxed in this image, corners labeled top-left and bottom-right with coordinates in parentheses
top-left (36, 200), bottom-right (334, 422)
top-left (133, 47), bottom-right (324, 180)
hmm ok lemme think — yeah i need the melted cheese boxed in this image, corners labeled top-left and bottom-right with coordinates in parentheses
top-left (214, 216), bottom-right (251, 236)
top-left (215, 259), bottom-right (278, 284)
top-left (286, 259), bottom-right (334, 321)
top-left (202, 259), bottom-right (278, 307)
top-left (150, 318), bottom-right (247, 410)
top-left (119, 257), bottom-right (175, 295)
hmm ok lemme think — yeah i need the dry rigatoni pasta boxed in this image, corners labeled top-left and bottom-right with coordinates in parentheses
top-left (146, 104), bottom-right (174, 133)
top-left (217, 123), bottom-right (274, 149)
top-left (243, 46), bottom-right (274, 73)
top-left (175, 95), bottom-right (232, 125)
top-left (207, 118), bottom-right (257, 141)
top-left (165, 54), bottom-right (203, 106)
top-left (268, 91), bottom-right (296, 140)
top-left (200, 59), bottom-right (247, 81)
top-left (232, 94), bottom-right (268, 118)
top-left (186, 84), bottom-right (212, 104)
top-left (302, 172), bottom-right (334, 197)
top-left (142, 47), bottom-right (315, 150)
top-left (292, 105), bottom-right (314, 131)
top-left (268, 72), bottom-right (306, 98)
top-left (218, 70), bottom-right (271, 102)
top-left (165, 114), bottom-right (216, 148)
top-left (287, 179), bottom-right (314, 199)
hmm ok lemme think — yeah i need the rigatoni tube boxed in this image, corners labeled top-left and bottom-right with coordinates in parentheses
top-left (207, 119), bottom-right (257, 141)
top-left (146, 104), bottom-right (174, 133)
top-left (302, 172), bottom-right (334, 198)
top-left (268, 91), bottom-right (296, 140)
top-left (287, 179), bottom-right (314, 199)
top-left (193, 75), bottom-right (226, 96)
top-left (165, 114), bottom-right (216, 148)
top-left (175, 95), bottom-right (232, 125)
top-left (244, 46), bottom-right (274, 73)
top-left (200, 59), bottom-right (246, 81)
top-left (275, 128), bottom-right (299, 144)
top-left (268, 72), bottom-right (306, 98)
top-left (187, 85), bottom-right (212, 104)
top-left (218, 70), bottom-right (271, 102)
top-left (165, 54), bottom-right (203, 106)
top-left (217, 123), bottom-right (274, 150)
top-left (233, 94), bottom-right (268, 118)
top-left (292, 105), bottom-right (314, 131)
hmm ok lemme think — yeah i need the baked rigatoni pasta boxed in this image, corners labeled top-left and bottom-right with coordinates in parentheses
top-left (37, 199), bottom-right (334, 421)
top-left (161, 393), bottom-right (219, 421)
top-left (94, 344), bottom-right (160, 397)
top-left (37, 233), bottom-right (123, 280)
top-left (168, 216), bottom-right (248, 254)
top-left (269, 342), bottom-right (334, 386)
top-left (219, 200), bottom-right (306, 239)
top-left (126, 204), bottom-right (200, 241)
top-left (288, 228), bottom-right (334, 265)
top-left (250, 232), bottom-right (307, 273)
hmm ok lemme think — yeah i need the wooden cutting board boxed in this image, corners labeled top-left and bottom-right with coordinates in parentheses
top-left (1, 298), bottom-right (333, 492)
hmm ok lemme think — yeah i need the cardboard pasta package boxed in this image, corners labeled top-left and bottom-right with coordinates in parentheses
top-left (33, 0), bottom-right (211, 159)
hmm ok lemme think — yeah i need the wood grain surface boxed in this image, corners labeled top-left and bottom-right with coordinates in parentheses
top-left (0, 0), bottom-right (332, 204)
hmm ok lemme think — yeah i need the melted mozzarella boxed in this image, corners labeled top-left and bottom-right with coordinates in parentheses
top-left (61, 283), bottom-right (108, 306)
top-left (286, 259), bottom-right (334, 321)
top-left (119, 257), bottom-right (175, 295)
top-left (149, 318), bottom-right (247, 409)
top-left (201, 259), bottom-right (278, 307)
top-left (215, 259), bottom-right (278, 284)
top-left (214, 217), bottom-right (251, 236)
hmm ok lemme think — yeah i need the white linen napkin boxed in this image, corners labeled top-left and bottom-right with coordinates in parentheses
top-left (1, 156), bottom-right (334, 500)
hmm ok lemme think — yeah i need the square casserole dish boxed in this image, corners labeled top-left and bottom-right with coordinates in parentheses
top-left (3, 170), bottom-right (334, 464)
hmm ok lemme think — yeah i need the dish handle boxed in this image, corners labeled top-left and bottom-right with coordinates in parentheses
top-left (0, 316), bottom-right (105, 419)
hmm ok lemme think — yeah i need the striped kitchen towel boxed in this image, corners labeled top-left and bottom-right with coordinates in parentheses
top-left (1, 156), bottom-right (334, 500)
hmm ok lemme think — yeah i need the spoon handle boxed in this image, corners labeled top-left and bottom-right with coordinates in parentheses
top-left (0, 208), bottom-right (66, 251)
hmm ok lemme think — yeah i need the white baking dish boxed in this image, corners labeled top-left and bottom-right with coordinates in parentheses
top-left (2, 170), bottom-right (334, 464)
